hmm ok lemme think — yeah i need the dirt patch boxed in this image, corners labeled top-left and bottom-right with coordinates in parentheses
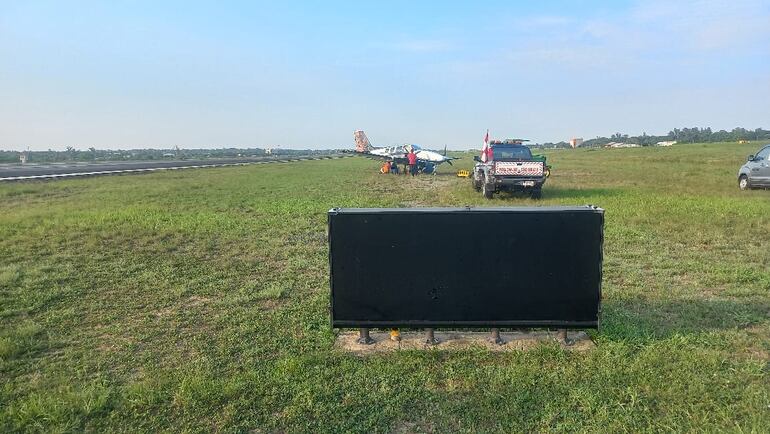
top-left (397, 200), bottom-right (428, 207)
top-left (335, 330), bottom-right (595, 354)
top-left (96, 333), bottom-right (135, 354)
top-left (284, 231), bottom-right (326, 247)
top-left (153, 295), bottom-right (211, 318)
top-left (390, 419), bottom-right (437, 434)
top-left (185, 295), bottom-right (210, 307)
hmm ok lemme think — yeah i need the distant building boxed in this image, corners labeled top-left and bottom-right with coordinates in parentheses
top-left (19, 151), bottom-right (29, 164)
top-left (657, 141), bottom-right (677, 146)
top-left (569, 138), bottom-right (584, 148)
top-left (265, 148), bottom-right (273, 155)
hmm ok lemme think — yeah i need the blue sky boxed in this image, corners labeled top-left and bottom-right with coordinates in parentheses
top-left (1, 0), bottom-right (769, 150)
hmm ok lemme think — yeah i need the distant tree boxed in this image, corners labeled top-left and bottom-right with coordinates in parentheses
top-left (668, 128), bottom-right (681, 140)
top-left (713, 129), bottom-right (729, 142)
top-left (732, 127), bottom-right (748, 141)
top-left (577, 125), bottom-right (769, 148)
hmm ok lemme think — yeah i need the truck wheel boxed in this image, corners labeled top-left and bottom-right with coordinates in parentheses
top-left (530, 188), bottom-right (542, 199)
top-left (738, 175), bottom-right (749, 190)
top-left (482, 181), bottom-right (494, 199)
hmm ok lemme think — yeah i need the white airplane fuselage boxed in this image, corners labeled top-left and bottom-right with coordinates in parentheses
top-left (368, 144), bottom-right (452, 164)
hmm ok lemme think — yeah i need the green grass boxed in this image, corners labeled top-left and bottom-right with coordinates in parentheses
top-left (1, 142), bottom-right (769, 432)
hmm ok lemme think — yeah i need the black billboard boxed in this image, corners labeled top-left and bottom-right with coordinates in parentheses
top-left (329, 206), bottom-right (603, 329)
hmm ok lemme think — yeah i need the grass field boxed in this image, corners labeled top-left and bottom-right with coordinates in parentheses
top-left (1, 142), bottom-right (769, 432)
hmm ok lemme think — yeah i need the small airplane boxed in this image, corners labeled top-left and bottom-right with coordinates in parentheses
top-left (353, 130), bottom-right (457, 174)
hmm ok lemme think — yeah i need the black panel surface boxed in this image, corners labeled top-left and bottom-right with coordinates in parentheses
top-left (329, 207), bottom-right (603, 328)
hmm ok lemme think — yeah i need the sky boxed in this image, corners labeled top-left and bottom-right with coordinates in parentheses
top-left (1, 0), bottom-right (769, 151)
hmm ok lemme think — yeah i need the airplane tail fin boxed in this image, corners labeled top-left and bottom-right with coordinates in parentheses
top-left (354, 130), bottom-right (373, 153)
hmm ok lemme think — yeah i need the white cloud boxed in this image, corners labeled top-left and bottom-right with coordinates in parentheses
top-left (579, 20), bottom-right (620, 40)
top-left (629, 0), bottom-right (770, 51)
top-left (516, 15), bottom-right (572, 29)
top-left (492, 0), bottom-right (770, 72)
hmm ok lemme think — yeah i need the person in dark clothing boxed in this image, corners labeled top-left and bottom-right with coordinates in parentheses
top-left (390, 161), bottom-right (399, 174)
top-left (407, 150), bottom-right (417, 176)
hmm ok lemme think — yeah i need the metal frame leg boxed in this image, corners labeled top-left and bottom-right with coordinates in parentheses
top-left (357, 328), bottom-right (375, 345)
top-left (557, 328), bottom-right (574, 346)
top-left (490, 328), bottom-right (504, 345)
top-left (425, 328), bottom-right (439, 345)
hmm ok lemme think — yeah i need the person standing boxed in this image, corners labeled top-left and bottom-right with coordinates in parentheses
top-left (407, 149), bottom-right (417, 176)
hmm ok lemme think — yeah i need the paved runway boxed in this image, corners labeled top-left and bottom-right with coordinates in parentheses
top-left (0, 155), bottom-right (347, 181)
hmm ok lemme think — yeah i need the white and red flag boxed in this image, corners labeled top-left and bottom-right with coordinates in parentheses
top-left (481, 129), bottom-right (490, 162)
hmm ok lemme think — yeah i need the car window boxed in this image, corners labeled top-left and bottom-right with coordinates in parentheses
top-left (756, 147), bottom-right (770, 161)
top-left (493, 146), bottom-right (532, 160)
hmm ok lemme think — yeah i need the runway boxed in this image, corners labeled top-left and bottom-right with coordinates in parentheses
top-left (0, 155), bottom-right (348, 181)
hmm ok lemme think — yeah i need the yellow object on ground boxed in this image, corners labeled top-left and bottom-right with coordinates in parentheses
top-left (457, 169), bottom-right (470, 178)
top-left (390, 328), bottom-right (401, 341)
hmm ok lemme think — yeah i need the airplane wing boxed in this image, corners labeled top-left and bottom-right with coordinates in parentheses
top-left (432, 156), bottom-right (457, 166)
top-left (413, 146), bottom-right (459, 165)
top-left (359, 152), bottom-right (408, 164)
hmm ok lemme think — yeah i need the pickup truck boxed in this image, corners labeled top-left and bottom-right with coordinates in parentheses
top-left (472, 141), bottom-right (548, 199)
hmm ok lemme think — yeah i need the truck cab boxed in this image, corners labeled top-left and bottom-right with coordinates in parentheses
top-left (472, 139), bottom-right (548, 199)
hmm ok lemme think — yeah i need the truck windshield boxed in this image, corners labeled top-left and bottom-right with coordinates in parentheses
top-left (493, 146), bottom-right (532, 160)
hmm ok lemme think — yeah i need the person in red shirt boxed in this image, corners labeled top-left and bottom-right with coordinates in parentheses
top-left (407, 149), bottom-right (417, 176)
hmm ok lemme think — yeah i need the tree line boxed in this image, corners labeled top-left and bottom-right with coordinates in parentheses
top-left (539, 126), bottom-right (770, 148)
top-left (0, 147), bottom-right (336, 164)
